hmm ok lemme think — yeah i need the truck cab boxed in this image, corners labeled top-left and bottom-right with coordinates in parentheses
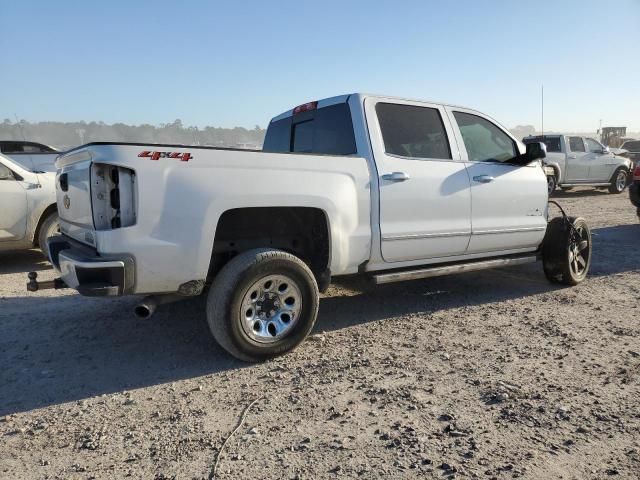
top-left (264, 95), bottom-right (548, 267)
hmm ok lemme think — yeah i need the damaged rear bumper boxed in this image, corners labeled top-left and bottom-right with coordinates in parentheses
top-left (36, 235), bottom-right (135, 296)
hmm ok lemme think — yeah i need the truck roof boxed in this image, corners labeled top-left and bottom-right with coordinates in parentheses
top-left (269, 93), bottom-right (481, 123)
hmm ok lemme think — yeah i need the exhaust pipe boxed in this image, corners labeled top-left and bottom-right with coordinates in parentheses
top-left (134, 294), bottom-right (184, 319)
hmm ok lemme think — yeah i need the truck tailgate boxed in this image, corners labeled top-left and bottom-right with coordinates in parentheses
top-left (56, 154), bottom-right (95, 245)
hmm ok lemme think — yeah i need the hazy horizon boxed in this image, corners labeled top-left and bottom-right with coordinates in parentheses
top-left (3, 118), bottom-right (638, 152)
top-left (2, 1), bottom-right (639, 132)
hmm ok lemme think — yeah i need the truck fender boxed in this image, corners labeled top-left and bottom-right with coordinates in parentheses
top-left (544, 161), bottom-right (562, 183)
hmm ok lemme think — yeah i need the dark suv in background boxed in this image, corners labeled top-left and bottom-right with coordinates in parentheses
top-left (630, 163), bottom-right (640, 220)
top-left (620, 140), bottom-right (640, 166)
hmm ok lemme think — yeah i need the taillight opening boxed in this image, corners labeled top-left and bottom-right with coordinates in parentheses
top-left (91, 163), bottom-right (136, 230)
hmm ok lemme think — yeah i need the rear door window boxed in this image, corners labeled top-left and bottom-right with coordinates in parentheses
top-left (263, 103), bottom-right (357, 155)
top-left (568, 137), bottom-right (586, 152)
top-left (375, 103), bottom-right (452, 160)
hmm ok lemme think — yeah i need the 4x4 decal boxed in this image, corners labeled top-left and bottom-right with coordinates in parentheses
top-left (138, 151), bottom-right (193, 161)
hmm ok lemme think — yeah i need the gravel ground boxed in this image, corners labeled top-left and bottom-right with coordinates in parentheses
top-left (1, 188), bottom-right (638, 479)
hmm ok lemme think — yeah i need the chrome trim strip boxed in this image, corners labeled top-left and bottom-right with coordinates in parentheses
top-left (382, 225), bottom-right (545, 241)
top-left (382, 231), bottom-right (470, 242)
top-left (472, 226), bottom-right (546, 236)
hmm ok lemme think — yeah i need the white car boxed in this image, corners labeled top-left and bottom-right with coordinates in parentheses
top-left (0, 153), bottom-right (59, 255)
top-left (33, 93), bottom-right (592, 361)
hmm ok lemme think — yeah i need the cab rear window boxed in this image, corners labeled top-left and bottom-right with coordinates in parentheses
top-left (523, 136), bottom-right (561, 153)
top-left (263, 103), bottom-right (357, 155)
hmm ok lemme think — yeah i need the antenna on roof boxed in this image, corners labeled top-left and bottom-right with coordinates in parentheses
top-left (14, 113), bottom-right (26, 141)
top-left (541, 84), bottom-right (544, 140)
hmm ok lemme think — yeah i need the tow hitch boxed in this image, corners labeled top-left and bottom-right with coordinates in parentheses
top-left (26, 271), bottom-right (68, 292)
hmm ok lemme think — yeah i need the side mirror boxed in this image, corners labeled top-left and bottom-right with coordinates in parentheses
top-left (0, 163), bottom-right (15, 180)
top-left (600, 146), bottom-right (610, 154)
top-left (526, 141), bottom-right (547, 161)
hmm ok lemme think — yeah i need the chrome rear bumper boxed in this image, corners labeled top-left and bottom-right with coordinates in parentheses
top-left (46, 235), bottom-right (134, 296)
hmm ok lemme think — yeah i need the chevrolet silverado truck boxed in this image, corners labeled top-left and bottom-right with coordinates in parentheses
top-left (0, 153), bottom-right (59, 255)
top-left (28, 94), bottom-right (593, 362)
top-left (523, 134), bottom-right (632, 194)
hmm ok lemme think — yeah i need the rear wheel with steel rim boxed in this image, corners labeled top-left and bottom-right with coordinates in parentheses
top-left (608, 168), bottom-right (628, 194)
top-left (542, 216), bottom-right (591, 285)
top-left (240, 274), bottom-right (302, 343)
top-left (206, 249), bottom-right (319, 362)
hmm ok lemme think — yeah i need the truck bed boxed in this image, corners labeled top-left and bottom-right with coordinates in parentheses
top-left (55, 142), bottom-right (373, 294)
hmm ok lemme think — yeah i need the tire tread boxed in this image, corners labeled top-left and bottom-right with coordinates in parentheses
top-left (206, 249), bottom-right (319, 362)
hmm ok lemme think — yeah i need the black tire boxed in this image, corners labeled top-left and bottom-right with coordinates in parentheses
top-left (608, 167), bottom-right (628, 194)
top-left (629, 182), bottom-right (640, 209)
top-left (546, 174), bottom-right (557, 195)
top-left (542, 217), bottom-right (591, 286)
top-left (206, 248), bottom-right (319, 362)
top-left (37, 211), bottom-right (59, 261)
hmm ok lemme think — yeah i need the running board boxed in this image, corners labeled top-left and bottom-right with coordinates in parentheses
top-left (559, 182), bottom-right (610, 187)
top-left (372, 254), bottom-right (538, 285)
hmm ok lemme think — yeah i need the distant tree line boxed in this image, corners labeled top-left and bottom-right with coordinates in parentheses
top-left (0, 119), bottom-right (266, 151)
top-left (2, 119), bottom-right (633, 152)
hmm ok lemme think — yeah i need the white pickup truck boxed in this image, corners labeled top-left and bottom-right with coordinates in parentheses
top-left (523, 134), bottom-right (632, 194)
top-left (30, 94), bottom-right (593, 361)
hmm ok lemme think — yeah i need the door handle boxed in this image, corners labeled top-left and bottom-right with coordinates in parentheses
top-left (381, 172), bottom-right (410, 182)
top-left (472, 175), bottom-right (494, 183)
top-left (568, 155), bottom-right (577, 159)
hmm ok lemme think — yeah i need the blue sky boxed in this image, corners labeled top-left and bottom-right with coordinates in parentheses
top-left (1, 0), bottom-right (639, 131)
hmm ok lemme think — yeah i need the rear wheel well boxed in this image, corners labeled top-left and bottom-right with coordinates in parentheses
top-left (33, 204), bottom-right (58, 247)
top-left (209, 207), bottom-right (330, 286)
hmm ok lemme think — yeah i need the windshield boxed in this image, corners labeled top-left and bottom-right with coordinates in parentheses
top-left (0, 153), bottom-right (30, 174)
top-left (523, 136), bottom-right (562, 153)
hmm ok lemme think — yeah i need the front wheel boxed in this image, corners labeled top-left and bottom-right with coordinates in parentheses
top-left (542, 217), bottom-right (592, 286)
top-left (547, 174), bottom-right (557, 195)
top-left (37, 211), bottom-right (59, 261)
top-left (608, 168), bottom-right (628, 194)
top-left (206, 249), bottom-right (319, 362)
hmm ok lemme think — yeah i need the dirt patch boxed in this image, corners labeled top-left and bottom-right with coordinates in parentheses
top-left (1, 188), bottom-right (639, 479)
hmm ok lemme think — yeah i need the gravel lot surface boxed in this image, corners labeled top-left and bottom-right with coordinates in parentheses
top-left (1, 188), bottom-right (638, 479)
